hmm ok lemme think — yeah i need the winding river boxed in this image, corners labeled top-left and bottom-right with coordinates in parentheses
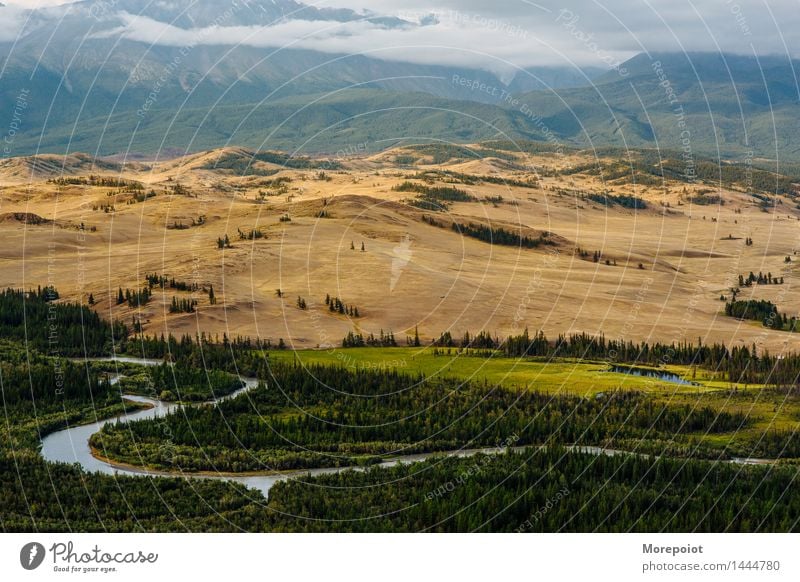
top-left (40, 357), bottom-right (774, 499)
top-left (40, 357), bottom-right (517, 498)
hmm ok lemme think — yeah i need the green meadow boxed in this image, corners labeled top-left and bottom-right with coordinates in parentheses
top-left (269, 346), bottom-right (731, 395)
top-left (269, 347), bottom-right (799, 458)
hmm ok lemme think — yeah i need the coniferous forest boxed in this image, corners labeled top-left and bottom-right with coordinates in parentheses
top-left (4, 286), bottom-right (800, 532)
top-left (91, 362), bottom-right (746, 472)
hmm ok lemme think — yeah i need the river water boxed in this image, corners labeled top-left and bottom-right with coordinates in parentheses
top-left (41, 357), bottom-right (774, 499)
top-left (41, 357), bottom-right (523, 498)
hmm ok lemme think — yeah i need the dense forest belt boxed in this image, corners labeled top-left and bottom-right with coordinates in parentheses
top-left (0, 452), bottom-right (264, 532)
top-left (260, 447), bottom-right (800, 532)
top-left (6, 447), bottom-right (797, 532)
top-left (0, 287), bottom-right (127, 356)
top-left (90, 362), bottom-right (749, 473)
top-left (499, 330), bottom-right (800, 387)
top-left (0, 348), bottom-right (153, 451)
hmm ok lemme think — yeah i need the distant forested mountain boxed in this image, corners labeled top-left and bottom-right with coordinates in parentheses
top-left (0, 2), bottom-right (797, 161)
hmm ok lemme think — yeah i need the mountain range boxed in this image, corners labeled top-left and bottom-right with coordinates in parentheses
top-left (0, 0), bottom-right (797, 162)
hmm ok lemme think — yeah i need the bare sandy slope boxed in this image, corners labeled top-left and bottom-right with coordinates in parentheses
top-left (1, 146), bottom-right (798, 353)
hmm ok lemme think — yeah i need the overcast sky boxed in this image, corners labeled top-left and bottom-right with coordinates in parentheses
top-left (2, 0), bottom-right (797, 76)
